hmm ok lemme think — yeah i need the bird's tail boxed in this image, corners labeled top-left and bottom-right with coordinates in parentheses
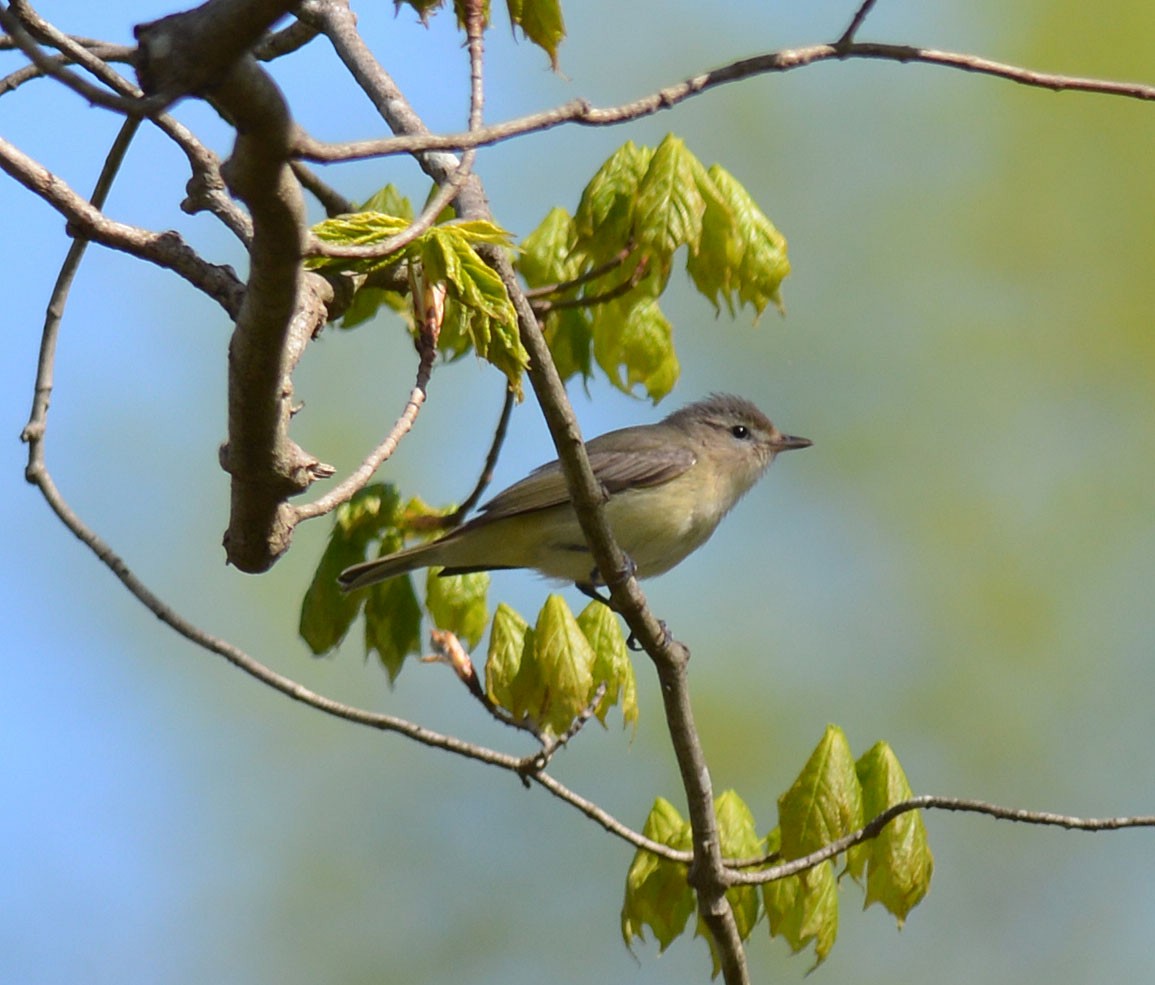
top-left (337, 541), bottom-right (445, 592)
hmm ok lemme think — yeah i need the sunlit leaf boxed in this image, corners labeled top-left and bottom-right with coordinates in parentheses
top-left (778, 724), bottom-right (864, 861)
top-left (573, 141), bottom-right (652, 266)
top-left (592, 295), bottom-right (679, 402)
top-left (425, 568), bottom-right (489, 650)
top-left (506, 0), bottom-right (566, 70)
top-left (532, 594), bottom-right (596, 737)
top-left (485, 602), bottom-right (535, 718)
top-left (689, 163), bottom-right (790, 317)
top-left (577, 601), bottom-right (637, 729)
top-left (621, 798), bottom-right (694, 951)
top-left (634, 134), bottom-right (711, 258)
top-left (856, 742), bottom-right (934, 924)
top-left (763, 861), bottom-right (839, 967)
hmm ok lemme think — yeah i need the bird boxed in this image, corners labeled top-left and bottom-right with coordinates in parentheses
top-left (338, 393), bottom-right (810, 594)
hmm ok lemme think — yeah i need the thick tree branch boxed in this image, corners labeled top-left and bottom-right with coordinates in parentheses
top-left (133, 0), bottom-right (298, 105)
top-left (191, 54), bottom-right (334, 571)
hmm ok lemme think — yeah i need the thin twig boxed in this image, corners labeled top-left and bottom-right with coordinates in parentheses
top-left (0, 3), bottom-right (143, 113)
top-left (446, 388), bottom-right (515, 523)
top-left (522, 244), bottom-right (636, 299)
top-left (291, 286), bottom-right (441, 523)
top-left (725, 795), bottom-right (1155, 886)
top-left (291, 160), bottom-right (355, 217)
top-left (836, 0), bottom-right (878, 48)
top-left (0, 132), bottom-right (244, 314)
top-left (297, 40), bottom-right (1155, 164)
top-left (530, 257), bottom-right (650, 315)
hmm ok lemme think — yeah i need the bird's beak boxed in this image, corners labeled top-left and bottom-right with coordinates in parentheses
top-left (772, 433), bottom-right (812, 451)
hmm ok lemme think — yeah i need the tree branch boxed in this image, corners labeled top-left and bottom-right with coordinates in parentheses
top-left (725, 795), bottom-right (1155, 886)
top-left (0, 132), bottom-right (244, 314)
top-left (297, 40), bottom-right (1155, 164)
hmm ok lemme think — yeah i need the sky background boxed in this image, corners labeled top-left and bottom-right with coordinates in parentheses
top-left (4, 2), bottom-right (1155, 983)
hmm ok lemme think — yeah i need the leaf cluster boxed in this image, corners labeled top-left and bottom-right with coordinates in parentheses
top-left (621, 725), bottom-right (933, 971)
top-left (517, 134), bottom-right (790, 402)
top-left (308, 190), bottom-right (529, 395)
top-left (395, 0), bottom-right (566, 69)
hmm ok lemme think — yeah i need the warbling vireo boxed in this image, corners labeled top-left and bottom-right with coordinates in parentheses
top-left (338, 393), bottom-right (810, 593)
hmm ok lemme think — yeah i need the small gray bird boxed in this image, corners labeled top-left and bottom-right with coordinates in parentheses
top-left (338, 393), bottom-right (810, 592)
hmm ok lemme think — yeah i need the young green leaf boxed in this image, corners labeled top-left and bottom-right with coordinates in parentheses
top-left (531, 594), bottom-right (596, 737)
top-left (307, 212), bottom-right (411, 274)
top-left (856, 742), bottom-right (934, 924)
top-left (424, 569), bottom-right (489, 651)
top-left (621, 798), bottom-right (694, 952)
top-left (517, 206), bottom-right (580, 288)
top-left (634, 134), bottom-right (712, 259)
top-left (420, 225), bottom-right (528, 395)
top-left (300, 484), bottom-right (402, 655)
top-left (573, 141), bottom-right (652, 266)
top-left (357, 184), bottom-right (414, 221)
top-left (688, 163), bottom-right (790, 318)
top-left (592, 295), bottom-right (679, 402)
top-left (363, 569), bottom-right (423, 683)
top-left (577, 600), bottom-right (638, 729)
top-left (777, 724), bottom-right (865, 861)
top-left (763, 861), bottom-right (840, 966)
top-left (506, 0), bottom-right (565, 69)
top-left (485, 602), bottom-right (536, 719)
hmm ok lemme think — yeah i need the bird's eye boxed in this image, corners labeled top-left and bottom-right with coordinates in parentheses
top-left (730, 424), bottom-right (750, 440)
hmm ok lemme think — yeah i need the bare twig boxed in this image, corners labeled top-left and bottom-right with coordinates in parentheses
top-left (291, 285), bottom-right (442, 523)
top-left (725, 795), bottom-right (1155, 886)
top-left (530, 256), bottom-right (650, 315)
top-left (297, 40), bottom-right (1155, 164)
top-left (522, 243), bottom-right (636, 300)
top-left (10, 1), bottom-right (252, 241)
top-left (0, 132), bottom-right (244, 314)
top-left (836, 0), bottom-right (879, 47)
top-left (446, 388), bottom-right (515, 523)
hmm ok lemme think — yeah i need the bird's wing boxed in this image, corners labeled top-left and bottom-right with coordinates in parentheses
top-left (476, 432), bottom-right (697, 522)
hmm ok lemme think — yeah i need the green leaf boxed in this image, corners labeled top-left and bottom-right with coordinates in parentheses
top-left (763, 861), bottom-right (839, 967)
top-left (577, 601), bottom-right (637, 729)
top-left (485, 602), bottom-right (536, 717)
top-left (542, 308), bottom-right (594, 383)
top-left (357, 184), bottom-right (414, 221)
top-left (396, 0), bottom-right (444, 25)
top-left (420, 225), bottom-right (528, 396)
top-left (621, 798), bottom-right (694, 952)
top-left (300, 484), bottom-right (401, 654)
top-left (777, 724), bottom-right (865, 861)
top-left (531, 594), bottom-right (596, 737)
top-left (573, 141), bottom-right (652, 266)
top-left (688, 163), bottom-right (790, 317)
top-left (634, 134), bottom-right (710, 258)
top-left (363, 566), bottom-right (423, 683)
top-left (592, 295), bottom-right (679, 402)
top-left (506, 0), bottom-right (565, 70)
top-left (340, 284), bottom-right (408, 329)
top-left (855, 742), bottom-right (934, 924)
top-left (307, 211), bottom-right (411, 273)
top-left (425, 568), bottom-right (489, 651)
top-left (517, 207), bottom-right (580, 288)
